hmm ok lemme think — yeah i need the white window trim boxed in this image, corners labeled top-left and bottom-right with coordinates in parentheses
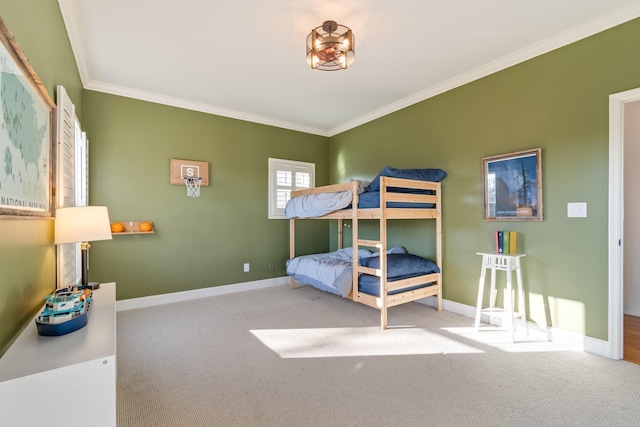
top-left (268, 158), bottom-right (315, 219)
top-left (75, 125), bottom-right (88, 208)
top-left (56, 85), bottom-right (88, 288)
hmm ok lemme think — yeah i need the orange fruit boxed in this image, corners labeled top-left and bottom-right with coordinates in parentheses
top-left (110, 222), bottom-right (124, 233)
top-left (139, 221), bottom-right (153, 232)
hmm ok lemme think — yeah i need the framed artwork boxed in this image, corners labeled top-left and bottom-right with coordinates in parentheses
top-left (0, 17), bottom-right (56, 218)
top-left (482, 148), bottom-right (543, 222)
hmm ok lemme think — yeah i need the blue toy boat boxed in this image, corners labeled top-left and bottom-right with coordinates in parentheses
top-left (35, 287), bottom-right (92, 336)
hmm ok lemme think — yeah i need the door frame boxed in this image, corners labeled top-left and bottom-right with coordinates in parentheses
top-left (609, 87), bottom-right (640, 359)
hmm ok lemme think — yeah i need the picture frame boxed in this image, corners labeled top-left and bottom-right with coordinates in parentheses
top-left (0, 17), bottom-right (56, 218)
top-left (482, 148), bottom-right (543, 222)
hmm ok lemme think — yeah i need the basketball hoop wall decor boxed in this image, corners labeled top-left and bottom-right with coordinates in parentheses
top-left (170, 159), bottom-right (209, 197)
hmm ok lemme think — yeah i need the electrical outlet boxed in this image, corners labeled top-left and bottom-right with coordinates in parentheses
top-left (244, 263), bottom-right (250, 272)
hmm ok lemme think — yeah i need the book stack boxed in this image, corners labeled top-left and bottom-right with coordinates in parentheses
top-left (495, 231), bottom-right (517, 254)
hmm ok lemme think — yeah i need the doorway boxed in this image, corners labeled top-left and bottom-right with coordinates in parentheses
top-left (609, 88), bottom-right (640, 360)
top-left (623, 100), bottom-right (640, 364)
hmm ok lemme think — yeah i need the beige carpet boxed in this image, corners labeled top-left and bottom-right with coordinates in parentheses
top-left (117, 284), bottom-right (640, 426)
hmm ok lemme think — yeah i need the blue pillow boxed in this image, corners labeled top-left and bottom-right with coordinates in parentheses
top-left (360, 253), bottom-right (440, 278)
top-left (366, 166), bottom-right (447, 192)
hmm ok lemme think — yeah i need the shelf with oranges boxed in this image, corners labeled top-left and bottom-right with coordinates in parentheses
top-left (110, 221), bottom-right (154, 235)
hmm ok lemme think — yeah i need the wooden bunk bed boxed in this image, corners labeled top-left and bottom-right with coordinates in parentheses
top-left (287, 173), bottom-right (443, 329)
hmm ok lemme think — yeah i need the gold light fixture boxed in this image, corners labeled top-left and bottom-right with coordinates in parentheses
top-left (306, 20), bottom-right (355, 71)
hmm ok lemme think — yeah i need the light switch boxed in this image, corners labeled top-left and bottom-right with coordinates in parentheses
top-left (567, 202), bottom-right (587, 218)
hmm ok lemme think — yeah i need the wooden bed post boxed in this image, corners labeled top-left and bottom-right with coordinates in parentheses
top-left (351, 181), bottom-right (359, 303)
top-left (436, 182), bottom-right (443, 311)
top-left (379, 177), bottom-right (389, 329)
top-left (290, 218), bottom-right (295, 290)
top-left (338, 219), bottom-right (343, 249)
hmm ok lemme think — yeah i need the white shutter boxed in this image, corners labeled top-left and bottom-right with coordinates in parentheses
top-left (273, 161), bottom-right (292, 217)
top-left (268, 158), bottom-right (315, 219)
top-left (74, 128), bottom-right (89, 281)
top-left (56, 85), bottom-right (77, 289)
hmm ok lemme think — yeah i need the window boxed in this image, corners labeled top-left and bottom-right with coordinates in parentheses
top-left (75, 124), bottom-right (88, 208)
top-left (268, 158), bottom-right (314, 219)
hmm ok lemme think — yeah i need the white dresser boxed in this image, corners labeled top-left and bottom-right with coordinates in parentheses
top-left (0, 282), bottom-right (116, 427)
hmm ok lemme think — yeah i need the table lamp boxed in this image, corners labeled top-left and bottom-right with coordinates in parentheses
top-left (55, 206), bottom-right (112, 289)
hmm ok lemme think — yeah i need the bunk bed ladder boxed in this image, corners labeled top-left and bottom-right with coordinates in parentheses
top-left (352, 178), bottom-right (390, 329)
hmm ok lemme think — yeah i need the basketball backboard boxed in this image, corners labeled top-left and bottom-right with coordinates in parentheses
top-left (170, 159), bottom-right (209, 186)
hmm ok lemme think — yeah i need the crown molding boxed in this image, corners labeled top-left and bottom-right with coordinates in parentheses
top-left (328, 3), bottom-right (640, 136)
top-left (85, 80), bottom-right (331, 137)
top-left (57, 0), bottom-right (91, 87)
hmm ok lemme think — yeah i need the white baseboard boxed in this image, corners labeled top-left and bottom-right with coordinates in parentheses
top-left (116, 276), bottom-right (289, 311)
top-left (417, 296), bottom-right (609, 358)
top-left (624, 301), bottom-right (640, 317)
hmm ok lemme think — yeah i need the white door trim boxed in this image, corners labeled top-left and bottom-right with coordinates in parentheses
top-left (608, 87), bottom-right (640, 359)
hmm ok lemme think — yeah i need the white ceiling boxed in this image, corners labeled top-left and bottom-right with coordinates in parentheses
top-left (58, 0), bottom-right (640, 137)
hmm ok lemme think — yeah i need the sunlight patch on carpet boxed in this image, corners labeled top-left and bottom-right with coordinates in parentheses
top-left (441, 326), bottom-right (585, 353)
top-left (250, 326), bottom-right (483, 358)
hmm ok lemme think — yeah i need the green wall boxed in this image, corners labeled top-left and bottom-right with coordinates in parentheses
top-left (330, 18), bottom-right (640, 340)
top-left (83, 91), bottom-right (330, 300)
top-left (0, 1), bottom-right (84, 356)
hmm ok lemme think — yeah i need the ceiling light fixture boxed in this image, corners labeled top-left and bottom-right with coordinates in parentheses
top-left (306, 20), bottom-right (355, 71)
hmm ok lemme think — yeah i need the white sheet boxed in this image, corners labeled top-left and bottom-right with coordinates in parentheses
top-left (284, 191), bottom-right (352, 219)
top-left (284, 180), bottom-right (369, 219)
top-left (286, 248), bottom-right (371, 297)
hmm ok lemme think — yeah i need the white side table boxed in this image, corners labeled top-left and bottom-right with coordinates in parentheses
top-left (475, 253), bottom-right (528, 342)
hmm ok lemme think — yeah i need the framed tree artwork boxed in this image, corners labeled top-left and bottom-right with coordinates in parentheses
top-left (482, 148), bottom-right (543, 222)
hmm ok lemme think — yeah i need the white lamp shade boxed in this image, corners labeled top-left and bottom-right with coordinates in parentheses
top-left (55, 206), bottom-right (113, 244)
